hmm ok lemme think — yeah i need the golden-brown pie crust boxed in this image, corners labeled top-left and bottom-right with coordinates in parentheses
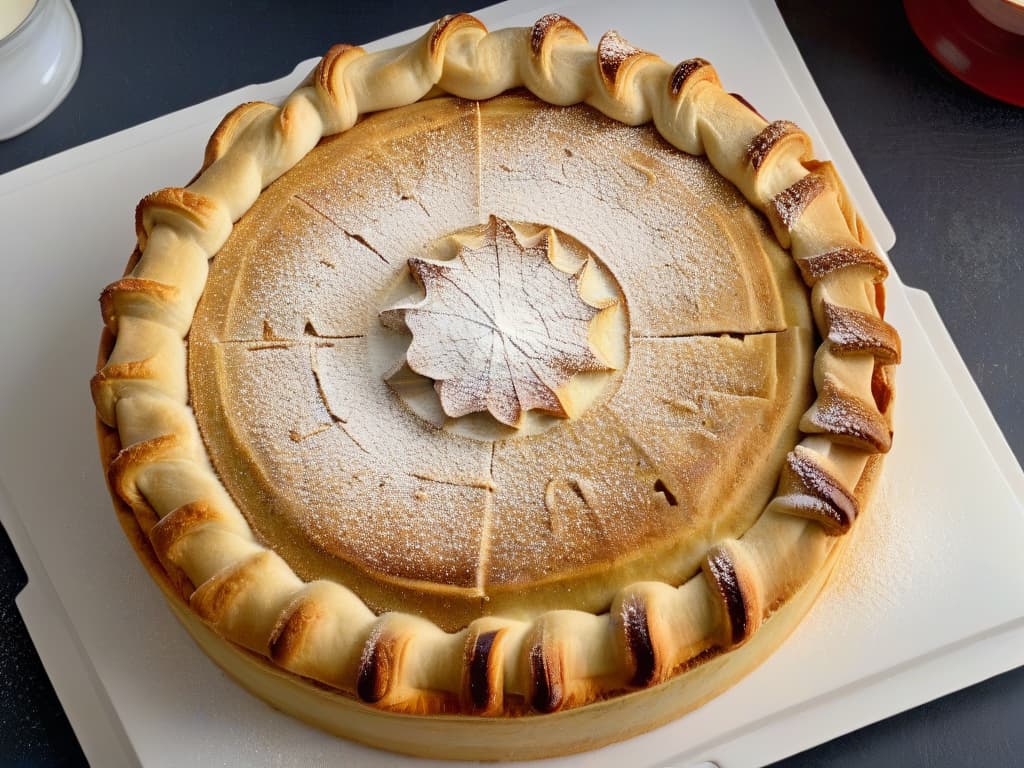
top-left (92, 12), bottom-right (899, 758)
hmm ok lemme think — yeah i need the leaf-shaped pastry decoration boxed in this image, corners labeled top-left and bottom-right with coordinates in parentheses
top-left (381, 216), bottom-right (613, 427)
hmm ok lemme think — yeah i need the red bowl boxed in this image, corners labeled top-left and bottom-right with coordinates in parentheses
top-left (904, 0), bottom-right (1024, 106)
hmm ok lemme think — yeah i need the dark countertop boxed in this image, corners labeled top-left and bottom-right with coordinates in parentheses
top-left (1, 1), bottom-right (1021, 765)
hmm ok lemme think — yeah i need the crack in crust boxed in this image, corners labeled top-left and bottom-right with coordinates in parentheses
top-left (92, 11), bottom-right (899, 724)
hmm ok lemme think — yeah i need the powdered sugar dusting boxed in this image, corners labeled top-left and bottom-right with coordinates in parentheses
top-left (530, 14), bottom-right (580, 56)
top-left (477, 94), bottom-right (793, 336)
top-left (485, 331), bottom-right (807, 592)
top-left (669, 58), bottom-right (711, 97)
top-left (203, 98), bottom-right (483, 343)
top-left (189, 95), bottom-right (811, 619)
top-left (384, 216), bottom-right (610, 427)
top-left (747, 120), bottom-right (799, 171)
top-left (811, 375), bottom-right (891, 452)
top-left (825, 302), bottom-right (901, 364)
top-left (818, 478), bottom-right (912, 619)
top-left (771, 172), bottom-right (826, 229)
top-left (797, 246), bottom-right (889, 285)
top-left (597, 30), bottom-right (645, 87)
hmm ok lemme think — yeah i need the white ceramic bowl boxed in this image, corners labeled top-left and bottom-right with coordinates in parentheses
top-left (0, 0), bottom-right (82, 141)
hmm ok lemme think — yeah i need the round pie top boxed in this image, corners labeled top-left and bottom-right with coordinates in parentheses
top-left (188, 92), bottom-right (814, 627)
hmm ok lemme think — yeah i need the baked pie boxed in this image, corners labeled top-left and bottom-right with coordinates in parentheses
top-left (92, 13), bottom-right (900, 760)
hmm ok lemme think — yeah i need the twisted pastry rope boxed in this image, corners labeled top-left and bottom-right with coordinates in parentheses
top-left (92, 13), bottom-right (899, 716)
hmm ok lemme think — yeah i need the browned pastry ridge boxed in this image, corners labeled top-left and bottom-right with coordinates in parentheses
top-left (91, 12), bottom-right (900, 761)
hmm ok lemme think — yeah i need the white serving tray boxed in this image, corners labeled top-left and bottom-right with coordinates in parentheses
top-left (0, 1), bottom-right (1022, 767)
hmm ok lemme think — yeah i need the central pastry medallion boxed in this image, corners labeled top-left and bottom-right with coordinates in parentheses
top-left (376, 216), bottom-right (629, 439)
